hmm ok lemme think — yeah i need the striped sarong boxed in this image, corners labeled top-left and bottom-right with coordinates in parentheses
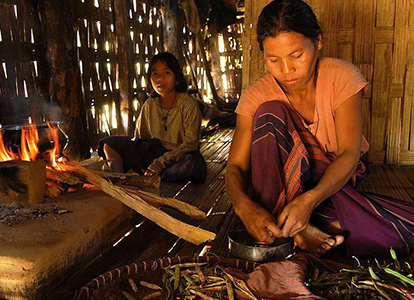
top-left (250, 101), bottom-right (414, 257)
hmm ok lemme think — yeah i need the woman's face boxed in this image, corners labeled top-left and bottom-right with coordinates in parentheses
top-left (262, 31), bottom-right (322, 93)
top-left (150, 60), bottom-right (177, 97)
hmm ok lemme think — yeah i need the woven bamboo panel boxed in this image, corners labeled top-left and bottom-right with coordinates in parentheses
top-left (242, 0), bottom-right (414, 165)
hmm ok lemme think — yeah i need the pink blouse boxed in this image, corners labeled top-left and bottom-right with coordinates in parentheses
top-left (236, 57), bottom-right (369, 156)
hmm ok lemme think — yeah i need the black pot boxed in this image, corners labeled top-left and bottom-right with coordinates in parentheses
top-left (1, 121), bottom-right (68, 157)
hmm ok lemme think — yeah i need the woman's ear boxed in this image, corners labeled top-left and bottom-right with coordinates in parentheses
top-left (317, 34), bottom-right (323, 50)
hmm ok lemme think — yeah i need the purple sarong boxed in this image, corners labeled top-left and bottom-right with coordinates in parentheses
top-left (251, 101), bottom-right (414, 257)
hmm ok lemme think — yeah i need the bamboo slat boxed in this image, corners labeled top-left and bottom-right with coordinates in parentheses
top-left (354, 0), bottom-right (375, 65)
top-left (402, 44), bottom-right (414, 152)
top-left (386, 0), bottom-right (409, 164)
top-left (371, 44), bottom-right (392, 153)
top-left (376, 0), bottom-right (396, 28)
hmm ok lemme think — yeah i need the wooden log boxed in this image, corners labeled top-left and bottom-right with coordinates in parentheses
top-left (123, 187), bottom-right (207, 219)
top-left (62, 164), bottom-right (216, 245)
top-left (0, 160), bottom-right (46, 205)
top-left (46, 168), bottom-right (82, 186)
top-left (92, 170), bottom-right (161, 189)
top-left (45, 180), bottom-right (64, 198)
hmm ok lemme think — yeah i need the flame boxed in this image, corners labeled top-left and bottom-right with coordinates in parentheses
top-left (0, 121), bottom-right (62, 166)
top-left (0, 130), bottom-right (18, 161)
top-left (46, 121), bottom-right (61, 169)
top-left (18, 124), bottom-right (39, 161)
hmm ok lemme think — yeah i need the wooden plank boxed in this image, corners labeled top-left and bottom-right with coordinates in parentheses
top-left (410, 0), bottom-right (414, 28)
top-left (338, 43), bottom-right (353, 62)
top-left (374, 28), bottom-right (394, 43)
top-left (386, 0), bottom-right (409, 164)
top-left (376, 0), bottom-right (396, 28)
top-left (370, 44), bottom-right (392, 156)
top-left (318, 0), bottom-right (339, 58)
top-left (402, 44), bottom-right (414, 152)
top-left (400, 151), bottom-right (414, 165)
top-left (354, 0), bottom-right (375, 65)
top-left (386, 98), bottom-right (402, 164)
top-left (339, 0), bottom-right (356, 29)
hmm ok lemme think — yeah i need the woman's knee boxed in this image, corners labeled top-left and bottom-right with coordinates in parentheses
top-left (255, 101), bottom-right (288, 117)
top-left (103, 143), bottom-right (121, 159)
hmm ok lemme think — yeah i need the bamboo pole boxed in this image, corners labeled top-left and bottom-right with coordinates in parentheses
top-left (63, 164), bottom-right (216, 245)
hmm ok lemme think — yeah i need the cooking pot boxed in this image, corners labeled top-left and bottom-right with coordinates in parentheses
top-left (1, 121), bottom-right (68, 156)
top-left (228, 228), bottom-right (293, 262)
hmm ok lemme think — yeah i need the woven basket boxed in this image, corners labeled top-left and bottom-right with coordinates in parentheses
top-left (75, 255), bottom-right (261, 300)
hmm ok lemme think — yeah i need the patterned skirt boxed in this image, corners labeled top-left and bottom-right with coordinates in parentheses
top-left (250, 101), bottom-right (414, 257)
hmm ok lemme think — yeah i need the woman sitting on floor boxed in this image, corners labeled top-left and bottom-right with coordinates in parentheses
top-left (98, 52), bottom-right (207, 183)
top-left (225, 0), bottom-right (414, 257)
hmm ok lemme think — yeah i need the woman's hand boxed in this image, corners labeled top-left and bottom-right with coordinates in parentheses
top-left (238, 200), bottom-right (282, 244)
top-left (144, 168), bottom-right (158, 176)
top-left (277, 192), bottom-right (317, 237)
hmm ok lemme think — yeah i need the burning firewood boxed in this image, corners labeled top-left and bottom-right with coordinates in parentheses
top-left (62, 164), bottom-right (216, 245)
top-left (46, 168), bottom-right (82, 186)
top-left (45, 180), bottom-right (65, 198)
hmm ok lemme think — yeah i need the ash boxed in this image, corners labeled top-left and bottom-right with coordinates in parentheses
top-left (0, 203), bottom-right (71, 226)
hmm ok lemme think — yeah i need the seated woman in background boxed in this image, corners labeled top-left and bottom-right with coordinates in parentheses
top-left (225, 0), bottom-right (414, 257)
top-left (98, 52), bottom-right (207, 183)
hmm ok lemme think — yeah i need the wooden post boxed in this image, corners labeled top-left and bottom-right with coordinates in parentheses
top-left (196, 31), bottom-right (222, 109)
top-left (180, 0), bottom-right (222, 109)
top-left (114, 0), bottom-right (134, 137)
top-left (39, 0), bottom-right (90, 161)
top-left (161, 0), bottom-right (185, 66)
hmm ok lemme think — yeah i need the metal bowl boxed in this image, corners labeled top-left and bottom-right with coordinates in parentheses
top-left (228, 228), bottom-right (292, 262)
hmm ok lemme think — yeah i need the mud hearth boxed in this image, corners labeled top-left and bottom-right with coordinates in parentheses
top-left (0, 188), bottom-right (136, 300)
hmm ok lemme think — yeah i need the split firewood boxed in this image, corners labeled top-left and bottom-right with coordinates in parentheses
top-left (65, 160), bottom-right (161, 189)
top-left (62, 164), bottom-right (216, 245)
top-left (45, 180), bottom-right (64, 198)
top-left (46, 168), bottom-right (82, 186)
top-left (93, 171), bottom-right (161, 189)
top-left (123, 187), bottom-right (207, 220)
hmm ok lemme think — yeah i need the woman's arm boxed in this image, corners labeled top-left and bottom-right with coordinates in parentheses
top-left (277, 90), bottom-right (364, 237)
top-left (226, 114), bottom-right (282, 243)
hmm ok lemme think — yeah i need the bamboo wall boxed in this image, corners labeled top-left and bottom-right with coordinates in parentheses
top-left (243, 0), bottom-right (414, 166)
top-left (0, 0), bottom-right (244, 152)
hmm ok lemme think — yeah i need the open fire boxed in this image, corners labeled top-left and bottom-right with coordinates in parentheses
top-left (0, 121), bottom-right (63, 168)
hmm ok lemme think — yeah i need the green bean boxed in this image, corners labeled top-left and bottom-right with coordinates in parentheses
top-left (390, 248), bottom-right (401, 271)
top-left (142, 291), bottom-right (162, 300)
top-left (122, 291), bottom-right (137, 300)
top-left (383, 267), bottom-right (414, 287)
top-left (368, 266), bottom-right (381, 281)
top-left (173, 265), bottom-right (180, 291)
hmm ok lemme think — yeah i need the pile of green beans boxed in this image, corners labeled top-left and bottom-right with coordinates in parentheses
top-left (122, 262), bottom-right (257, 300)
top-left (307, 249), bottom-right (414, 300)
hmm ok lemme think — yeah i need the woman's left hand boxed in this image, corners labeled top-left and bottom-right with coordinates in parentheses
top-left (277, 193), bottom-right (316, 237)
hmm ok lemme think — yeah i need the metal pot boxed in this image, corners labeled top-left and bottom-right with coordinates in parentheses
top-left (1, 121), bottom-right (68, 155)
top-left (228, 228), bottom-right (293, 262)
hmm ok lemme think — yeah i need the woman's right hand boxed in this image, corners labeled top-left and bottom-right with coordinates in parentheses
top-left (236, 199), bottom-right (282, 244)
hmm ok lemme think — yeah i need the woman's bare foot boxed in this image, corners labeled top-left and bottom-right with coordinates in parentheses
top-left (293, 223), bottom-right (345, 257)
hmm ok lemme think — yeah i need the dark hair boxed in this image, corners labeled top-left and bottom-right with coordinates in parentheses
top-left (256, 0), bottom-right (323, 51)
top-left (147, 52), bottom-right (187, 96)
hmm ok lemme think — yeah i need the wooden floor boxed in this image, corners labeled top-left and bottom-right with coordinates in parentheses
top-left (44, 127), bottom-right (414, 300)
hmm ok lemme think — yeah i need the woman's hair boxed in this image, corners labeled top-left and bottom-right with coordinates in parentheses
top-left (256, 0), bottom-right (323, 51)
top-left (147, 52), bottom-right (187, 96)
